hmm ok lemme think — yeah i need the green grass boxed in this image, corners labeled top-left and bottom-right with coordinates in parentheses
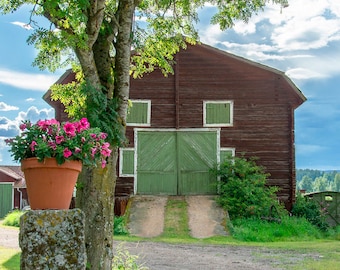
top-left (229, 216), bottom-right (324, 242)
top-left (0, 247), bottom-right (20, 270)
top-left (161, 196), bottom-right (190, 239)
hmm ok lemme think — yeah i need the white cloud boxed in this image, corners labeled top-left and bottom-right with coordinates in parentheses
top-left (0, 106), bottom-right (55, 138)
top-left (286, 68), bottom-right (327, 80)
top-left (272, 16), bottom-right (340, 51)
top-left (198, 0), bottom-right (340, 82)
top-left (16, 106), bottom-right (55, 123)
top-left (0, 116), bottom-right (19, 137)
top-left (0, 69), bottom-right (59, 91)
top-left (0, 101), bottom-right (19, 111)
top-left (25, 98), bottom-right (35, 102)
top-left (11, 21), bottom-right (33, 30)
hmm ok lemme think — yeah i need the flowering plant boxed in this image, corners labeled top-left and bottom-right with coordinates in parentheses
top-left (5, 118), bottom-right (112, 168)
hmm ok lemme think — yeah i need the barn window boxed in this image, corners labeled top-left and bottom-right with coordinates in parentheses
top-left (220, 148), bottom-right (235, 162)
top-left (126, 100), bottom-right (151, 126)
top-left (203, 101), bottom-right (233, 127)
top-left (119, 148), bottom-right (134, 177)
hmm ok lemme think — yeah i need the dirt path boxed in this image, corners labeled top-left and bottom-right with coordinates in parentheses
top-left (0, 222), bottom-right (20, 250)
top-left (127, 195), bottom-right (228, 238)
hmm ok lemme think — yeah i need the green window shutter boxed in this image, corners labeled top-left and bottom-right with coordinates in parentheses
top-left (204, 101), bottom-right (233, 127)
top-left (120, 148), bottom-right (134, 176)
top-left (127, 100), bottom-right (150, 126)
top-left (220, 148), bottom-right (235, 163)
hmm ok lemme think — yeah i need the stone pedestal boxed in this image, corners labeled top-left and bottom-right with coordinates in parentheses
top-left (19, 209), bottom-right (86, 270)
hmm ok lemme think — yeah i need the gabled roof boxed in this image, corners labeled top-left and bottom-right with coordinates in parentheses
top-left (43, 43), bottom-right (306, 108)
top-left (0, 166), bottom-right (26, 188)
top-left (197, 43), bottom-right (306, 105)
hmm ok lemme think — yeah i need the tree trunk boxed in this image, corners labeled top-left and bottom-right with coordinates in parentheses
top-left (75, 1), bottom-right (136, 268)
top-left (76, 150), bottom-right (117, 269)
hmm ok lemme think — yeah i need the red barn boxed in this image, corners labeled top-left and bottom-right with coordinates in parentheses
top-left (0, 166), bottom-right (28, 218)
top-left (44, 43), bottom-right (306, 211)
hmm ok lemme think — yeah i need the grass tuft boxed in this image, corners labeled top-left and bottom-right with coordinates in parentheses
top-left (229, 216), bottom-right (324, 242)
top-left (162, 196), bottom-right (190, 239)
top-left (2, 210), bottom-right (23, 227)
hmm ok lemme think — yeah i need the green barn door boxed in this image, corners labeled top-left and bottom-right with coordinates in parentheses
top-left (0, 184), bottom-right (13, 218)
top-left (177, 131), bottom-right (217, 195)
top-left (136, 130), bottom-right (218, 195)
top-left (137, 131), bottom-right (177, 194)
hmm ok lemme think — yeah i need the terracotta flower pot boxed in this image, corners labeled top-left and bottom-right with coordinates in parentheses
top-left (21, 157), bottom-right (82, 210)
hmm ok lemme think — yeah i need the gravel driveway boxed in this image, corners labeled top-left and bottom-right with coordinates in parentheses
top-left (1, 224), bottom-right (321, 270)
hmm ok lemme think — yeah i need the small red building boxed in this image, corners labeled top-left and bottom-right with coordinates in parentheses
top-left (0, 166), bottom-right (28, 218)
top-left (44, 43), bottom-right (306, 211)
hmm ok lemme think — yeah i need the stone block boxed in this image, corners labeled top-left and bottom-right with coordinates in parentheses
top-left (19, 208), bottom-right (86, 270)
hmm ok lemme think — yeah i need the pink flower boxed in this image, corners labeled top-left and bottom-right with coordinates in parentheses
top-left (99, 133), bottom-right (108, 140)
top-left (90, 133), bottom-right (97, 139)
top-left (75, 147), bottom-right (81, 153)
top-left (76, 118), bottom-right (90, 132)
top-left (37, 120), bottom-right (48, 131)
top-left (102, 142), bottom-right (110, 149)
top-left (101, 148), bottom-right (111, 157)
top-left (100, 143), bottom-right (111, 157)
top-left (91, 147), bottom-right (97, 157)
top-left (101, 159), bottom-right (107, 168)
top-left (49, 119), bottom-right (59, 126)
top-left (63, 122), bottom-right (76, 137)
top-left (63, 148), bottom-right (72, 158)
top-left (48, 141), bottom-right (57, 150)
top-left (55, 135), bottom-right (65, 144)
top-left (30, 141), bottom-right (37, 151)
top-left (19, 123), bottom-right (27, 131)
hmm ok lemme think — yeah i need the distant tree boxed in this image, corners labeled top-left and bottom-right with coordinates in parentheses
top-left (299, 175), bottom-right (313, 192)
top-left (313, 176), bottom-right (329, 192)
top-left (332, 173), bottom-right (340, 192)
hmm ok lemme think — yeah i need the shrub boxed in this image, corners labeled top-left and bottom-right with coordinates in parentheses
top-left (212, 155), bottom-right (285, 220)
top-left (2, 209), bottom-right (24, 227)
top-left (114, 215), bottom-right (128, 235)
top-left (291, 194), bottom-right (329, 231)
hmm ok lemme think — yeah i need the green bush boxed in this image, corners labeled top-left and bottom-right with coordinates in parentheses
top-left (291, 194), bottom-right (329, 231)
top-left (114, 215), bottom-right (128, 235)
top-left (213, 155), bottom-right (285, 219)
top-left (2, 209), bottom-right (24, 227)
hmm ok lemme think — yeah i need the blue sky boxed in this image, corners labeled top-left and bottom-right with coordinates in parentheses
top-left (1, 0), bottom-right (340, 170)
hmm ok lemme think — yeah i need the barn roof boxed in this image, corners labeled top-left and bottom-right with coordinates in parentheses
top-left (43, 43), bottom-right (306, 107)
top-left (197, 43), bottom-right (306, 104)
top-left (0, 166), bottom-right (26, 188)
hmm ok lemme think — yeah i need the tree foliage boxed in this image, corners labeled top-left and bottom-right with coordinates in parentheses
top-left (296, 169), bottom-right (340, 192)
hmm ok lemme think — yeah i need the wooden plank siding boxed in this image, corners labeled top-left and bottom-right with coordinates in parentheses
top-left (44, 43), bottom-right (305, 211)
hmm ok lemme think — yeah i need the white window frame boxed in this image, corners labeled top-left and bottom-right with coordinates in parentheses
top-left (126, 99), bottom-right (151, 127)
top-left (220, 147), bottom-right (236, 160)
top-left (119, 147), bottom-right (135, 177)
top-left (203, 100), bottom-right (234, 127)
